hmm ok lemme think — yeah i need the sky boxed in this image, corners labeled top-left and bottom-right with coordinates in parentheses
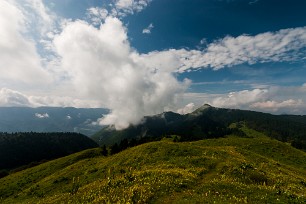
top-left (1, 0), bottom-right (306, 129)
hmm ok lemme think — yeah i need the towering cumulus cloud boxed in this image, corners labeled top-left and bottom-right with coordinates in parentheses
top-left (53, 17), bottom-right (189, 130)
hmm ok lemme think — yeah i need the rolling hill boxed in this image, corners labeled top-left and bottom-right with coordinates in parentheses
top-left (0, 126), bottom-right (305, 203)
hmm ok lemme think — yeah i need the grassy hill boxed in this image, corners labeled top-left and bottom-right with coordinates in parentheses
top-left (1, 127), bottom-right (306, 203)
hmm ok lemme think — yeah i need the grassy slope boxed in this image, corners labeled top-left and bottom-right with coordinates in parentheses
top-left (1, 127), bottom-right (306, 203)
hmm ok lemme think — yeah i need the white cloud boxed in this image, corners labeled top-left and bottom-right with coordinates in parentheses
top-left (177, 103), bottom-right (195, 115)
top-left (140, 27), bottom-right (306, 73)
top-left (211, 89), bottom-right (268, 109)
top-left (66, 115), bottom-right (72, 119)
top-left (14, 0), bottom-right (58, 55)
top-left (53, 17), bottom-right (189, 130)
top-left (113, 0), bottom-right (152, 16)
top-left (87, 7), bottom-right (108, 25)
top-left (28, 95), bottom-right (102, 108)
top-left (180, 84), bottom-right (306, 115)
top-left (142, 23), bottom-right (154, 34)
top-left (23, 0), bottom-right (56, 36)
top-left (0, 88), bottom-right (31, 107)
top-left (0, 88), bottom-right (102, 108)
top-left (250, 99), bottom-right (303, 112)
top-left (0, 0), bottom-right (52, 86)
top-left (35, 113), bottom-right (49, 118)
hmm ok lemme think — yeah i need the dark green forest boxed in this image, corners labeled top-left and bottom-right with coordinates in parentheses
top-left (0, 132), bottom-right (98, 176)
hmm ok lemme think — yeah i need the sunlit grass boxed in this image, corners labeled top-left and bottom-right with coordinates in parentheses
top-left (1, 125), bottom-right (306, 203)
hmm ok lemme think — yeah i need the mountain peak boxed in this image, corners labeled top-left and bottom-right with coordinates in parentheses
top-left (201, 104), bottom-right (212, 109)
top-left (190, 104), bottom-right (213, 116)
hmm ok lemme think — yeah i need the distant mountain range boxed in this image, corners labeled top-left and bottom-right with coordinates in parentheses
top-left (92, 104), bottom-right (306, 150)
top-left (0, 107), bottom-right (108, 136)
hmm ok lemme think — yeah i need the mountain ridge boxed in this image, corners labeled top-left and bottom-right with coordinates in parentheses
top-left (92, 105), bottom-right (306, 150)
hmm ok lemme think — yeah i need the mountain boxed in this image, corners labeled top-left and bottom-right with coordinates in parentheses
top-left (1, 127), bottom-right (306, 203)
top-left (0, 132), bottom-right (98, 173)
top-left (92, 105), bottom-right (306, 150)
top-left (0, 107), bottom-right (108, 136)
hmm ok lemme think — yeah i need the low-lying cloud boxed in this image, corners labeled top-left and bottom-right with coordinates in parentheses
top-left (181, 84), bottom-right (306, 115)
top-left (0, 88), bottom-right (101, 108)
top-left (0, 88), bottom-right (31, 107)
top-left (35, 113), bottom-right (49, 118)
top-left (250, 99), bottom-right (304, 112)
top-left (177, 103), bottom-right (195, 115)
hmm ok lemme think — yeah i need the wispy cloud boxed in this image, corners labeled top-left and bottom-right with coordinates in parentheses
top-left (249, 0), bottom-right (259, 5)
top-left (24, 0), bottom-right (56, 36)
top-left (142, 23), bottom-right (154, 34)
top-left (87, 7), bottom-right (108, 25)
top-left (86, 0), bottom-right (153, 23)
top-left (0, 88), bottom-right (102, 108)
top-left (211, 89), bottom-right (268, 108)
top-left (141, 27), bottom-right (306, 73)
top-left (113, 0), bottom-right (152, 17)
top-left (191, 80), bottom-right (247, 86)
top-left (250, 99), bottom-right (303, 112)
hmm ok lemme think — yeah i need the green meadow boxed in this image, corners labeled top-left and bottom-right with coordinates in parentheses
top-left (1, 127), bottom-right (306, 203)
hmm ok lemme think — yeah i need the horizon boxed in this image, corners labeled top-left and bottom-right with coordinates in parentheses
top-left (1, 0), bottom-right (306, 129)
top-left (0, 104), bottom-right (305, 117)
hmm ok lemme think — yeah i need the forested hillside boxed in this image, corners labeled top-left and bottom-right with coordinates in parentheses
top-left (92, 105), bottom-right (306, 151)
top-left (0, 132), bottom-right (98, 174)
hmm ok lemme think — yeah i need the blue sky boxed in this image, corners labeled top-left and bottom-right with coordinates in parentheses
top-left (1, 0), bottom-right (306, 129)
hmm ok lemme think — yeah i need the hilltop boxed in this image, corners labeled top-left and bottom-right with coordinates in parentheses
top-left (1, 126), bottom-right (306, 203)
